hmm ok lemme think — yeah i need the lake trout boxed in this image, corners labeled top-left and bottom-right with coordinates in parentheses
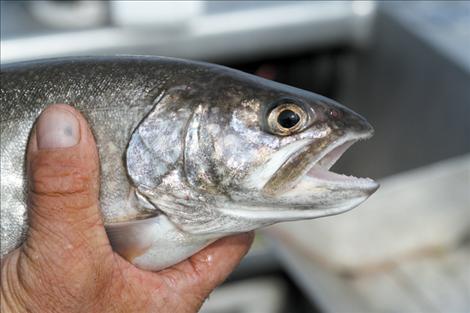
top-left (1, 56), bottom-right (378, 270)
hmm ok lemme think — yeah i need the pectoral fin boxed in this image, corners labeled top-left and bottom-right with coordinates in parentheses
top-left (105, 216), bottom-right (161, 262)
top-left (105, 214), bottom-right (215, 271)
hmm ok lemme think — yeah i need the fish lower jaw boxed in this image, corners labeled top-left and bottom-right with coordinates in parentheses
top-left (306, 165), bottom-right (378, 190)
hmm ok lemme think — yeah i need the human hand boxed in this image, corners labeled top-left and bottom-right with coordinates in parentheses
top-left (0, 104), bottom-right (253, 313)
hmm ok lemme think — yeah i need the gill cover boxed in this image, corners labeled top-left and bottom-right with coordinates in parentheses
top-left (126, 88), bottom-right (192, 189)
top-left (126, 87), bottom-right (228, 234)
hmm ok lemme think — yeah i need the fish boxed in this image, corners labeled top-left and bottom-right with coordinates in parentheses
top-left (1, 56), bottom-right (378, 270)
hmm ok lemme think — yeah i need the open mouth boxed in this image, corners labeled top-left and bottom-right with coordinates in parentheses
top-left (306, 138), bottom-right (377, 188)
top-left (243, 132), bottom-right (378, 198)
top-left (261, 133), bottom-right (378, 195)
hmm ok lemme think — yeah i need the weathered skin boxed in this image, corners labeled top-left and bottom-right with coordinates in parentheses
top-left (1, 56), bottom-right (378, 270)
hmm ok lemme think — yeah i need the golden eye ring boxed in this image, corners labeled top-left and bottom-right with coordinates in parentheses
top-left (267, 103), bottom-right (308, 136)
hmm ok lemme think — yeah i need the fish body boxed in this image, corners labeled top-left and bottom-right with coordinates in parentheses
top-left (1, 56), bottom-right (378, 270)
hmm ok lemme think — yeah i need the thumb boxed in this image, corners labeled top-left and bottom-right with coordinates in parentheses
top-left (24, 104), bottom-right (108, 263)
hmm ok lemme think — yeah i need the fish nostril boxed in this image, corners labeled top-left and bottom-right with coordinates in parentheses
top-left (328, 108), bottom-right (343, 120)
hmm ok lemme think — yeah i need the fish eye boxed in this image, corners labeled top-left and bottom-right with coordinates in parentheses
top-left (278, 109), bottom-right (300, 128)
top-left (267, 101), bottom-right (308, 136)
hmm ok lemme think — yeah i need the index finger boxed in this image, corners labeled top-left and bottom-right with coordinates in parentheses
top-left (159, 232), bottom-right (254, 301)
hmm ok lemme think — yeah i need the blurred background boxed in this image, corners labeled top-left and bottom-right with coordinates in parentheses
top-left (1, 1), bottom-right (469, 312)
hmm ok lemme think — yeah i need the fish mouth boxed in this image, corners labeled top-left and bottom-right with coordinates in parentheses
top-left (219, 131), bottom-right (379, 228)
top-left (237, 131), bottom-right (379, 221)
top-left (263, 133), bottom-right (378, 196)
top-left (305, 137), bottom-right (377, 189)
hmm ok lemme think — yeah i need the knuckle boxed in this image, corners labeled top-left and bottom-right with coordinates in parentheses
top-left (30, 158), bottom-right (97, 196)
top-left (28, 152), bottom-right (99, 208)
top-left (27, 152), bottom-right (101, 218)
top-left (29, 186), bottom-right (98, 214)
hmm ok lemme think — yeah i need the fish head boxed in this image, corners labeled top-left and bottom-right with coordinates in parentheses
top-left (232, 89), bottom-right (377, 216)
top-left (126, 65), bottom-right (378, 234)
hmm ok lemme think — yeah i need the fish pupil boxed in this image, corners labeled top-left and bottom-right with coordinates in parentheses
top-left (278, 110), bottom-right (300, 128)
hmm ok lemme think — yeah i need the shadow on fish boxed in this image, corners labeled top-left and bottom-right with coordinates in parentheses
top-left (0, 56), bottom-right (379, 270)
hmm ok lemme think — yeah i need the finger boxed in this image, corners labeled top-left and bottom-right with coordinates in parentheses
top-left (160, 232), bottom-right (254, 304)
top-left (23, 104), bottom-right (109, 263)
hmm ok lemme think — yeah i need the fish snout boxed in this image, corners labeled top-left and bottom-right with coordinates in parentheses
top-left (327, 103), bottom-right (374, 138)
top-left (351, 112), bottom-right (374, 138)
